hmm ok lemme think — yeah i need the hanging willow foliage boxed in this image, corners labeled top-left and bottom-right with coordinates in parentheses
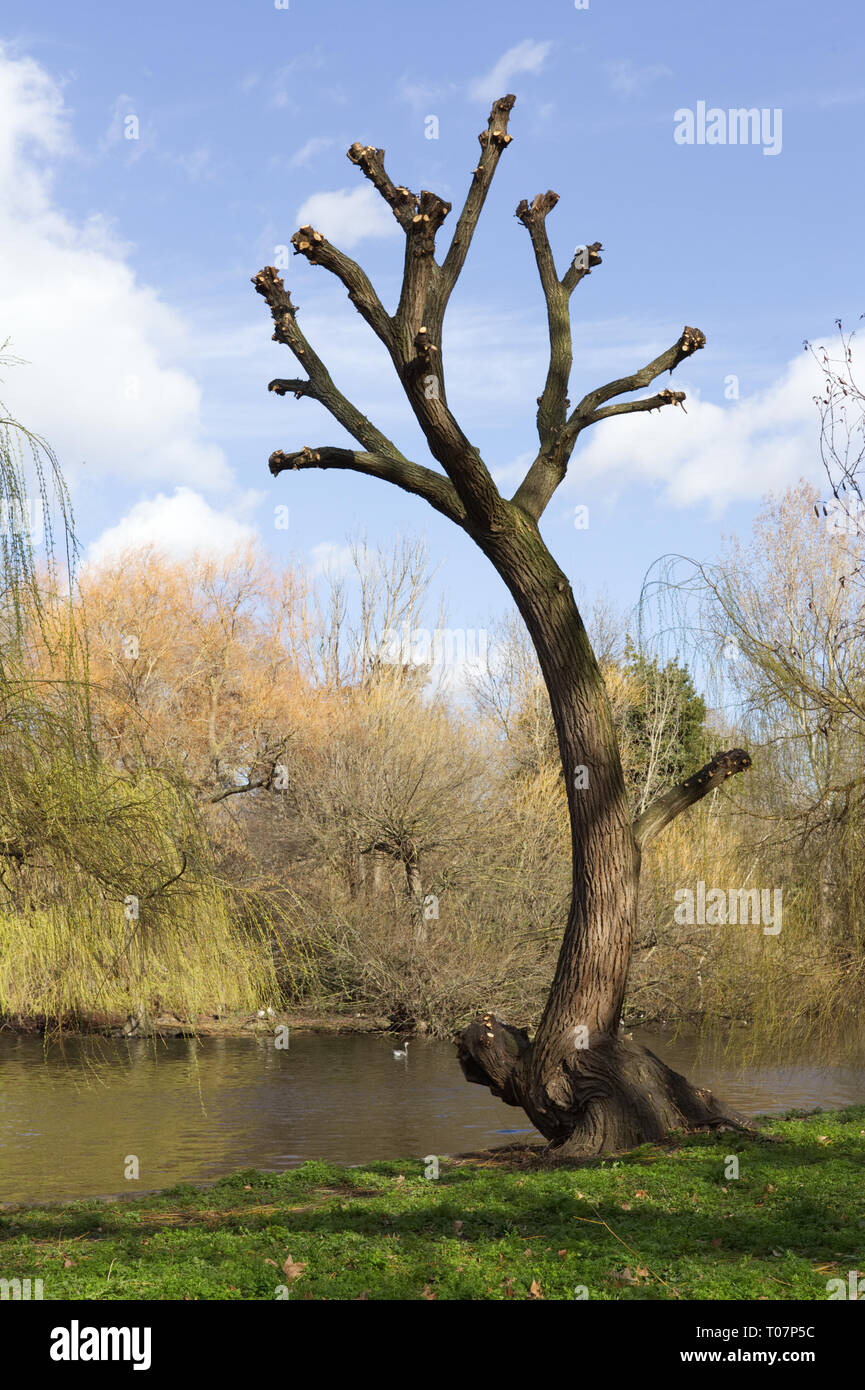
top-left (0, 354), bottom-right (284, 1025)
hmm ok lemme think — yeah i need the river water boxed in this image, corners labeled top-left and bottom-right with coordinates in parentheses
top-left (1, 1028), bottom-right (864, 1205)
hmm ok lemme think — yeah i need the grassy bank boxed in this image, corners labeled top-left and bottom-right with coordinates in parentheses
top-left (1, 1106), bottom-right (862, 1300)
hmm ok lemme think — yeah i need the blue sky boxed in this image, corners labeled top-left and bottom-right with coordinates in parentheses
top-left (0, 0), bottom-right (862, 649)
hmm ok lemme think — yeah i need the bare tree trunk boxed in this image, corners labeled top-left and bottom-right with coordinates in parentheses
top-left (454, 519), bottom-right (753, 1154)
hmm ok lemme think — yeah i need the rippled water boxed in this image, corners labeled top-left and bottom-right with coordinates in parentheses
top-left (1, 1027), bottom-right (863, 1205)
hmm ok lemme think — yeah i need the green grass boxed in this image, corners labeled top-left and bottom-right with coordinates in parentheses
top-left (2, 1106), bottom-right (863, 1301)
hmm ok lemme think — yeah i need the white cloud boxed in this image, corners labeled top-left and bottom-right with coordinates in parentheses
top-left (85, 487), bottom-right (260, 566)
top-left (606, 59), bottom-right (672, 98)
top-left (307, 541), bottom-right (355, 576)
top-left (271, 51), bottom-right (327, 110)
top-left (468, 41), bottom-right (553, 103)
top-left (290, 136), bottom-right (335, 168)
top-left (570, 349), bottom-right (827, 511)
top-left (0, 46), bottom-right (233, 493)
top-left (294, 184), bottom-right (400, 248)
top-left (397, 75), bottom-right (459, 113)
top-left (491, 449), bottom-right (535, 490)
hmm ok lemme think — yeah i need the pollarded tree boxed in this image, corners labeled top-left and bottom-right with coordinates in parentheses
top-left (253, 95), bottom-right (753, 1155)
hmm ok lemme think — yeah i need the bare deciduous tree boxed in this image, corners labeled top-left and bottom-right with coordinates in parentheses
top-left (253, 95), bottom-right (752, 1155)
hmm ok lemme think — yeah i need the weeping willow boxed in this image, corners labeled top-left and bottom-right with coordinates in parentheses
top-left (0, 356), bottom-right (280, 1025)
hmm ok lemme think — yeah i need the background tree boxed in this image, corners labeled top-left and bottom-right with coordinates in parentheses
top-left (619, 644), bottom-right (709, 813)
top-left (254, 95), bottom-right (752, 1155)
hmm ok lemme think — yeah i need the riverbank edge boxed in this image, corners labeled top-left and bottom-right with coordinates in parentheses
top-left (0, 1007), bottom-right (686, 1041)
top-left (1, 1105), bottom-right (862, 1300)
top-left (0, 1007), bottom-right (395, 1040)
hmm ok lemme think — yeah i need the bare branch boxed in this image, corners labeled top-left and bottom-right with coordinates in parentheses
top-left (252, 266), bottom-right (404, 462)
top-left (509, 203), bottom-right (601, 521)
top-left (561, 240), bottom-right (603, 295)
top-left (268, 445), bottom-right (466, 525)
top-left (290, 226), bottom-right (396, 353)
top-left (340, 116), bottom-right (510, 528)
top-left (585, 388), bottom-right (687, 425)
top-left (346, 143), bottom-right (418, 229)
top-left (254, 262), bottom-right (501, 532)
top-left (516, 191), bottom-right (570, 452)
top-left (396, 188), bottom-right (452, 343)
top-left (569, 325), bottom-right (706, 432)
top-left (634, 748), bottom-right (752, 851)
top-left (432, 94), bottom-right (517, 326)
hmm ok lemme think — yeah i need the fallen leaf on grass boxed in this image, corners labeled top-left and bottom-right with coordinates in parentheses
top-left (282, 1255), bottom-right (307, 1282)
top-left (529, 1278), bottom-right (543, 1299)
top-left (608, 1266), bottom-right (641, 1286)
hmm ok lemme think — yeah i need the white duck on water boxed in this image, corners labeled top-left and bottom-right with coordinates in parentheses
top-left (392, 1041), bottom-right (409, 1059)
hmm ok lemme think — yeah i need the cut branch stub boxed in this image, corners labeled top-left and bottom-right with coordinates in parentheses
top-left (479, 117), bottom-right (515, 152)
top-left (456, 1012), bottom-right (531, 1106)
top-left (412, 325), bottom-right (439, 367)
top-left (562, 240), bottom-right (603, 294)
top-left (634, 747), bottom-right (752, 851)
top-left (251, 267), bottom-right (298, 344)
top-left (417, 189), bottom-right (452, 230)
top-left (291, 225), bottom-right (325, 262)
top-left (653, 388), bottom-right (686, 410)
top-left (515, 190), bottom-right (560, 226)
top-left (268, 378), bottom-right (315, 400)
top-left (676, 324), bottom-right (707, 363)
top-left (347, 143), bottom-right (417, 228)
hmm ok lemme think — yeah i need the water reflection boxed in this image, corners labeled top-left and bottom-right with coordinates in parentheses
top-left (0, 1027), bottom-right (863, 1205)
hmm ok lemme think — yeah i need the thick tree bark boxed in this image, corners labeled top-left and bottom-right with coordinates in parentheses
top-left (254, 92), bottom-right (755, 1156)
top-left (457, 513), bottom-right (754, 1154)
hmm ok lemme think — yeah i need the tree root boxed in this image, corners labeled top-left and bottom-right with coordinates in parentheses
top-left (457, 1013), bottom-right (756, 1159)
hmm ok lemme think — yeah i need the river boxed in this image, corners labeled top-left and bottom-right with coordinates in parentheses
top-left (1, 1027), bottom-right (864, 1205)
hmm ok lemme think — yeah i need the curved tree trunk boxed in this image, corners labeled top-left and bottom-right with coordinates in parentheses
top-left (457, 515), bottom-right (754, 1156)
